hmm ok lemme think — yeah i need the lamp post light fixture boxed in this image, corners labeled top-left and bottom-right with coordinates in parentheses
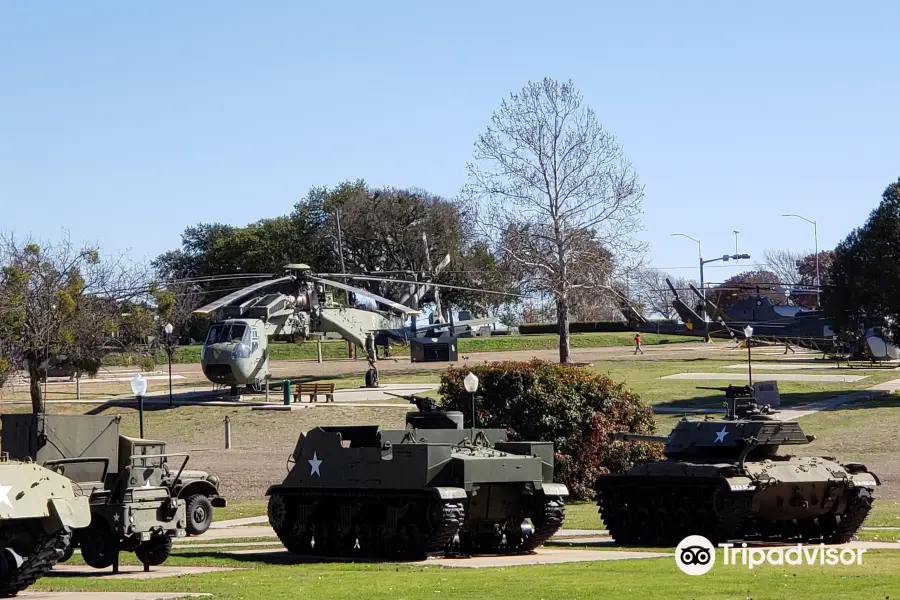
top-left (782, 213), bottom-right (819, 308)
top-left (463, 372), bottom-right (479, 441)
top-left (163, 323), bottom-right (174, 407)
top-left (743, 325), bottom-right (754, 386)
top-left (130, 374), bottom-right (148, 438)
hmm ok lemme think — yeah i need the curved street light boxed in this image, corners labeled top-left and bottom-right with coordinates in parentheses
top-left (782, 214), bottom-right (819, 308)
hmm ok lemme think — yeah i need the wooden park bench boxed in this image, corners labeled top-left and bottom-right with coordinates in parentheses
top-left (293, 382), bottom-right (336, 403)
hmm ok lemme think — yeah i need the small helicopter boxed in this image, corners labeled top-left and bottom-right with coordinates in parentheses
top-left (194, 263), bottom-right (509, 393)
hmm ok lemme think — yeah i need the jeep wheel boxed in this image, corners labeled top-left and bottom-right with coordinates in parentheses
top-left (79, 522), bottom-right (117, 570)
top-left (135, 536), bottom-right (173, 566)
top-left (186, 494), bottom-right (214, 536)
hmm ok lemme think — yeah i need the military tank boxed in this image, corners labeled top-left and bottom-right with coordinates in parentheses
top-left (0, 457), bottom-right (91, 596)
top-left (266, 393), bottom-right (567, 558)
top-left (595, 385), bottom-right (879, 545)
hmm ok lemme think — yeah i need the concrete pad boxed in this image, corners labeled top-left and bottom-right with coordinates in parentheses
top-left (22, 594), bottom-right (209, 600)
top-left (251, 404), bottom-right (311, 411)
top-left (775, 390), bottom-right (888, 420)
top-left (661, 372), bottom-right (868, 383)
top-left (225, 547), bottom-right (668, 566)
top-left (48, 565), bottom-right (236, 580)
top-left (191, 525), bottom-right (277, 540)
top-left (422, 548), bottom-right (668, 567)
top-left (723, 363), bottom-right (880, 371)
top-left (210, 515), bottom-right (269, 529)
top-left (174, 541), bottom-right (284, 550)
top-left (553, 529), bottom-right (609, 538)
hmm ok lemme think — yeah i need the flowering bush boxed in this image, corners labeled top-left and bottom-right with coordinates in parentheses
top-left (439, 359), bottom-right (662, 500)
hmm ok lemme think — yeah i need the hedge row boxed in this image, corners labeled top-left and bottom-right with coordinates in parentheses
top-left (518, 321), bottom-right (631, 334)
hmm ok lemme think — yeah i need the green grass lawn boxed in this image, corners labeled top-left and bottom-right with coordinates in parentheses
top-left (103, 332), bottom-right (693, 365)
top-left (37, 549), bottom-right (900, 599)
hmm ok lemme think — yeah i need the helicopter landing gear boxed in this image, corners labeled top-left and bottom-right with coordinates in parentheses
top-left (365, 368), bottom-right (379, 388)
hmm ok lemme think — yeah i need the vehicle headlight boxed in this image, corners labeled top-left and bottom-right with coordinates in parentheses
top-left (207, 475), bottom-right (220, 485)
top-left (231, 343), bottom-right (251, 359)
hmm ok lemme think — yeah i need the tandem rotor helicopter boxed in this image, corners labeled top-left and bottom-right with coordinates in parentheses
top-left (193, 262), bottom-right (511, 394)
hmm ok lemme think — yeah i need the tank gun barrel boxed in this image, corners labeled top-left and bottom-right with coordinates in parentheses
top-left (614, 432), bottom-right (668, 443)
top-left (384, 391), bottom-right (440, 412)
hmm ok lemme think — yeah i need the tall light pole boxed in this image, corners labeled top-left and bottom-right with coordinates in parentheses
top-left (733, 230), bottom-right (740, 255)
top-left (670, 232), bottom-right (703, 308)
top-left (782, 214), bottom-right (819, 308)
top-left (163, 323), bottom-right (174, 407)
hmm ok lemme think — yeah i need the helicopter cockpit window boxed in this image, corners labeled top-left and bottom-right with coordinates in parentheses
top-left (205, 324), bottom-right (225, 345)
top-left (205, 323), bottom-right (249, 345)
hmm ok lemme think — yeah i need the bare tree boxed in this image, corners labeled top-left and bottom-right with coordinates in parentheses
top-left (760, 248), bottom-right (805, 287)
top-left (0, 232), bottom-right (149, 413)
top-left (466, 78), bottom-right (645, 362)
top-left (632, 269), bottom-right (697, 320)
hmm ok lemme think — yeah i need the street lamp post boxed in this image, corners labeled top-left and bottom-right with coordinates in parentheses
top-left (163, 323), bottom-right (174, 407)
top-left (463, 372), bottom-right (479, 442)
top-left (744, 325), bottom-right (754, 385)
top-left (130, 374), bottom-right (148, 438)
top-left (670, 233), bottom-right (703, 312)
top-left (733, 230), bottom-right (740, 255)
top-left (782, 214), bottom-right (819, 308)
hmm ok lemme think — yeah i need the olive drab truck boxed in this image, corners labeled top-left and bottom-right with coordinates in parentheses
top-left (266, 393), bottom-right (568, 559)
top-left (0, 458), bottom-right (90, 596)
top-left (0, 413), bottom-right (188, 570)
top-left (596, 385), bottom-right (879, 545)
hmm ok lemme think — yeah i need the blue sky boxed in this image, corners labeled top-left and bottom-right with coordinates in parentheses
top-left (1, 1), bottom-right (897, 285)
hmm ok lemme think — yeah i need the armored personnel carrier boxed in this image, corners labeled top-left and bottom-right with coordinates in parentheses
top-left (266, 393), bottom-right (568, 558)
top-left (595, 385), bottom-right (879, 545)
top-left (0, 457), bottom-right (90, 596)
top-left (1, 414), bottom-right (188, 569)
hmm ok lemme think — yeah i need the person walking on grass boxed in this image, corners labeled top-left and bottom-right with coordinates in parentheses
top-left (634, 333), bottom-right (644, 355)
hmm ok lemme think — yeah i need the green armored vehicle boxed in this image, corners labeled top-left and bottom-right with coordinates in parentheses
top-left (0, 458), bottom-right (90, 596)
top-left (1, 414), bottom-right (188, 569)
top-left (122, 436), bottom-right (226, 536)
top-left (596, 385), bottom-right (879, 545)
top-left (267, 394), bottom-right (568, 558)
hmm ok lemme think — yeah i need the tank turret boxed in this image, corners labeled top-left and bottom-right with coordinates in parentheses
top-left (596, 386), bottom-right (879, 546)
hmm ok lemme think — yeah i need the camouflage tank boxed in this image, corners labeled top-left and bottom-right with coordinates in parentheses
top-left (0, 457), bottom-right (91, 596)
top-left (266, 393), bottom-right (568, 558)
top-left (595, 385), bottom-right (879, 545)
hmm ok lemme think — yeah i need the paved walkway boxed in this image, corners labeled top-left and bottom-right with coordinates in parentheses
top-left (662, 372), bottom-right (869, 383)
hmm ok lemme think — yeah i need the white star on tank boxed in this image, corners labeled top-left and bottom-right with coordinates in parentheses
top-left (308, 452), bottom-right (322, 476)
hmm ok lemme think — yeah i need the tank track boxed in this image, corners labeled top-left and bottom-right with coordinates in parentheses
top-left (596, 479), bottom-right (751, 545)
top-left (826, 487), bottom-right (874, 542)
top-left (268, 489), bottom-right (464, 559)
top-left (0, 529), bottom-right (71, 597)
top-left (456, 495), bottom-right (566, 554)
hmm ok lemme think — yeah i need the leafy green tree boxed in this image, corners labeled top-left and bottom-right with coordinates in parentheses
top-left (824, 178), bottom-right (900, 342)
top-left (0, 233), bottom-right (148, 412)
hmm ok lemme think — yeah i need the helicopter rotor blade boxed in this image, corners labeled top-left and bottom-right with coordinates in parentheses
top-left (194, 276), bottom-right (293, 315)
top-left (317, 274), bottom-right (523, 298)
top-left (306, 275), bottom-right (421, 315)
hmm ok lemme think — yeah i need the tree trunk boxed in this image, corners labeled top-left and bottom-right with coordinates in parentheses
top-left (27, 357), bottom-right (44, 414)
top-left (557, 294), bottom-right (571, 364)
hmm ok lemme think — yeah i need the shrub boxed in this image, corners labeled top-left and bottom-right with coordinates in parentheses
top-left (439, 359), bottom-right (662, 500)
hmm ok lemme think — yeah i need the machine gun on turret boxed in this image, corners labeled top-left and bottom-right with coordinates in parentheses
top-left (384, 391), bottom-right (440, 412)
top-left (696, 385), bottom-right (774, 420)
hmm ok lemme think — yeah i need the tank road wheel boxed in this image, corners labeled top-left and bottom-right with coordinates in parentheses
top-left (654, 508), bottom-right (674, 545)
top-left (671, 507), bottom-right (693, 542)
top-left (135, 537), bottom-right (173, 567)
top-left (0, 527), bottom-right (72, 597)
top-left (186, 494), bottom-right (214, 536)
top-left (79, 521), bottom-right (117, 570)
top-left (269, 494), bottom-right (313, 556)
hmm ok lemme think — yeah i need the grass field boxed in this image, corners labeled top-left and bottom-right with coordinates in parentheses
top-left (34, 549), bottom-right (900, 599)
top-left (107, 331), bottom-right (693, 365)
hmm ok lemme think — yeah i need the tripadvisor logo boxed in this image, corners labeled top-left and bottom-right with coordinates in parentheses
top-left (675, 535), bottom-right (867, 575)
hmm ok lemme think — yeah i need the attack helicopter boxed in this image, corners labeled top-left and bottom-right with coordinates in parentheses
top-left (664, 278), bottom-right (900, 360)
top-left (194, 263), bottom-right (510, 393)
